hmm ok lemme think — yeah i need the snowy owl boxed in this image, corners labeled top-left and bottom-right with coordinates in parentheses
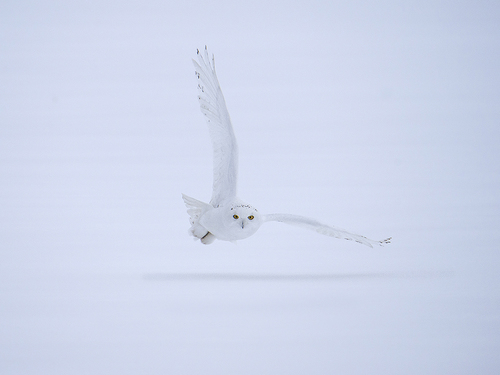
top-left (183, 47), bottom-right (391, 247)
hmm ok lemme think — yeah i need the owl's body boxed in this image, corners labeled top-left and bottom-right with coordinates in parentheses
top-left (183, 194), bottom-right (262, 243)
top-left (183, 47), bottom-right (391, 248)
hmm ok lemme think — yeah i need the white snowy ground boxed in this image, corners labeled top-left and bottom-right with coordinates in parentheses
top-left (1, 1), bottom-right (499, 374)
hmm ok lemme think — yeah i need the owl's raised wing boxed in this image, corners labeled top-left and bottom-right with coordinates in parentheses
top-left (193, 47), bottom-right (238, 207)
top-left (263, 214), bottom-right (391, 248)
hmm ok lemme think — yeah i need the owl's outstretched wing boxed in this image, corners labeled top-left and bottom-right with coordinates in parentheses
top-left (263, 214), bottom-right (391, 248)
top-left (193, 47), bottom-right (238, 207)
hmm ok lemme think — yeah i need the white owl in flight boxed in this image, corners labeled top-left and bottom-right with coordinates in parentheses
top-left (183, 47), bottom-right (391, 247)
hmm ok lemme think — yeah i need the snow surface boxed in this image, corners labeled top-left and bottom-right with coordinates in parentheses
top-left (1, 1), bottom-right (499, 374)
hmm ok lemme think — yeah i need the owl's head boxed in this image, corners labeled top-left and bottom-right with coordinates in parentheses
top-left (224, 203), bottom-right (262, 240)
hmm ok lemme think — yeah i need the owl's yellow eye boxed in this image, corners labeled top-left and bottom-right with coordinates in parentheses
top-left (233, 214), bottom-right (239, 219)
top-left (248, 215), bottom-right (254, 220)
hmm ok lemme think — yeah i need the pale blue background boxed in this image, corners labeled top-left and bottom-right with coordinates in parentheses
top-left (1, 0), bottom-right (499, 374)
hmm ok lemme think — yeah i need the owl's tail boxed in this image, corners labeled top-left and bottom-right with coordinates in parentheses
top-left (181, 194), bottom-right (216, 244)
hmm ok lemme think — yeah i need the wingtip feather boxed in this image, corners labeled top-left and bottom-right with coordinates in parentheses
top-left (378, 237), bottom-right (392, 246)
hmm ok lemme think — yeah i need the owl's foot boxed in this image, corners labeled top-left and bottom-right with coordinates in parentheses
top-left (201, 232), bottom-right (216, 245)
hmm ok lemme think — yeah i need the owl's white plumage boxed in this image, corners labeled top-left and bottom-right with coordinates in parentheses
top-left (183, 47), bottom-right (391, 248)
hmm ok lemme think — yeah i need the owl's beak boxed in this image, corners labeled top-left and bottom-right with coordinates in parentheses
top-left (241, 222), bottom-right (245, 229)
